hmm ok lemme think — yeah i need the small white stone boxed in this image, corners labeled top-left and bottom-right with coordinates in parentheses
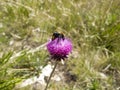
top-left (42, 64), bottom-right (53, 76)
top-left (9, 40), bottom-right (14, 46)
top-left (52, 75), bottom-right (61, 81)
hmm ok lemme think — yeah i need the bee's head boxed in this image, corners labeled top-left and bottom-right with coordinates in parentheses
top-left (52, 32), bottom-right (64, 41)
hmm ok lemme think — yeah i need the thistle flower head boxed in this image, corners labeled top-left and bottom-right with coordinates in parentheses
top-left (47, 32), bottom-right (72, 60)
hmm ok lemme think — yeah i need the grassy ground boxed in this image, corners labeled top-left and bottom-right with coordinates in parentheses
top-left (0, 0), bottom-right (120, 90)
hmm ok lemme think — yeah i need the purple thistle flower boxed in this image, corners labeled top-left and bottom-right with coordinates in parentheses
top-left (47, 33), bottom-right (72, 60)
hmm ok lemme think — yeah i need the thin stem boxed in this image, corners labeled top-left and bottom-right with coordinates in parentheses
top-left (44, 61), bottom-right (58, 90)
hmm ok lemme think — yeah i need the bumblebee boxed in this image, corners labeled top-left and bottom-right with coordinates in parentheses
top-left (52, 32), bottom-right (64, 40)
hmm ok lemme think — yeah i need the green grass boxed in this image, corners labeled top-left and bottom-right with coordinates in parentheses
top-left (0, 0), bottom-right (120, 90)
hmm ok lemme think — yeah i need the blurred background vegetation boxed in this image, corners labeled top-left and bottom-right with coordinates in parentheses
top-left (0, 0), bottom-right (120, 90)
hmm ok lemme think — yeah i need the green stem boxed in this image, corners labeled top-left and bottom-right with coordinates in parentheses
top-left (44, 61), bottom-right (58, 90)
